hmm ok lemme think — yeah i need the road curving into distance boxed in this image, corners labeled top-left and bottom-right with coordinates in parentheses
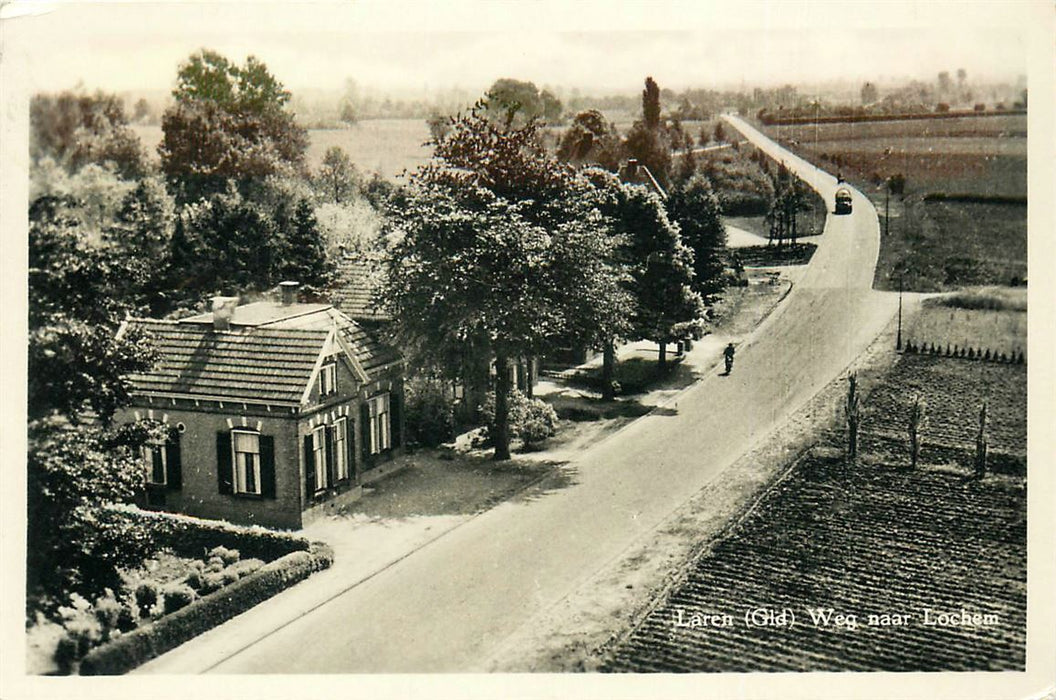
top-left (149, 113), bottom-right (900, 674)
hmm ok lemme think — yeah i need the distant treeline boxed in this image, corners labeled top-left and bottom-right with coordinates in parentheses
top-left (760, 109), bottom-right (1027, 126)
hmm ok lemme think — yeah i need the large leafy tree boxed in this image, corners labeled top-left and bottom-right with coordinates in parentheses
top-left (485, 78), bottom-right (563, 129)
top-left (385, 104), bottom-right (627, 459)
top-left (666, 174), bottom-right (728, 303)
top-left (27, 195), bottom-right (163, 611)
top-left (160, 50), bottom-right (308, 202)
top-left (586, 169), bottom-right (705, 385)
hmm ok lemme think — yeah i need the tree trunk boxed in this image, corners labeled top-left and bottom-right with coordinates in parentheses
top-left (524, 356), bottom-right (534, 399)
top-left (601, 339), bottom-right (616, 401)
top-left (658, 342), bottom-right (667, 370)
top-left (493, 353), bottom-right (512, 461)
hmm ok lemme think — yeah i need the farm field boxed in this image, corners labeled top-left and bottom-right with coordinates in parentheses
top-left (605, 337), bottom-right (1027, 672)
top-left (905, 290), bottom-right (1026, 360)
top-left (605, 449), bottom-right (1026, 672)
top-left (761, 114), bottom-right (1027, 292)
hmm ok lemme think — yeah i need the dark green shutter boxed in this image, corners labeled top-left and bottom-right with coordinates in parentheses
top-left (216, 431), bottom-right (233, 495)
top-left (361, 403), bottom-right (371, 463)
top-left (325, 425), bottom-right (336, 488)
top-left (260, 435), bottom-right (276, 499)
top-left (390, 392), bottom-right (401, 448)
top-left (304, 434), bottom-right (316, 496)
top-left (165, 435), bottom-right (182, 490)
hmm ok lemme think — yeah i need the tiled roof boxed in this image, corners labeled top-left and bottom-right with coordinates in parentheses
top-left (327, 256), bottom-right (390, 322)
top-left (124, 321), bottom-right (328, 404)
top-left (125, 304), bottom-right (402, 404)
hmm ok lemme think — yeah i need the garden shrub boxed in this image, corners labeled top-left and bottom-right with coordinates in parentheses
top-left (161, 583), bottom-right (196, 614)
top-left (404, 376), bottom-right (456, 447)
top-left (80, 543), bottom-right (334, 675)
top-left (225, 558), bottom-right (264, 579)
top-left (479, 390), bottom-right (560, 447)
top-left (133, 582), bottom-right (159, 618)
top-left (209, 546), bottom-right (240, 566)
top-left (198, 572), bottom-right (225, 595)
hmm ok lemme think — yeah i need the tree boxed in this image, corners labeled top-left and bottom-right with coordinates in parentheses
top-left (643, 77), bottom-right (661, 130)
top-left (484, 78), bottom-right (562, 129)
top-left (30, 90), bottom-right (146, 179)
top-left (937, 71), bottom-right (952, 96)
top-left (860, 82), bottom-right (878, 105)
top-left (666, 174), bottom-right (728, 302)
top-left (276, 198), bottom-right (330, 291)
top-left (160, 50), bottom-right (308, 202)
top-left (315, 146), bottom-right (362, 204)
top-left (556, 109), bottom-right (622, 170)
top-left (384, 104), bottom-right (628, 459)
top-left (586, 169), bottom-right (704, 375)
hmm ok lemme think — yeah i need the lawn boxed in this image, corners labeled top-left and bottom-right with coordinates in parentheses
top-left (905, 290), bottom-right (1027, 360)
top-left (761, 114), bottom-right (1027, 292)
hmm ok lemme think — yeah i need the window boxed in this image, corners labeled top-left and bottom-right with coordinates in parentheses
top-left (368, 393), bottom-right (391, 455)
top-left (313, 425), bottom-right (329, 490)
top-left (334, 417), bottom-right (349, 481)
top-left (232, 430), bottom-right (261, 495)
top-left (319, 361), bottom-right (337, 396)
top-left (142, 443), bottom-right (167, 486)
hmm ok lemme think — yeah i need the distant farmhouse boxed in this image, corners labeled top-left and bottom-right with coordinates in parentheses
top-left (117, 282), bottom-right (404, 529)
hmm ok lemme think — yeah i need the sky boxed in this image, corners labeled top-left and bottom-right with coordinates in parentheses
top-left (0, 0), bottom-right (1035, 98)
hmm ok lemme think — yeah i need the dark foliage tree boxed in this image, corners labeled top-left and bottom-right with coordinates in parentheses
top-left (666, 174), bottom-right (728, 302)
top-left (277, 198), bottom-right (330, 290)
top-left (623, 122), bottom-right (672, 188)
top-left (555, 109), bottom-right (622, 171)
top-left (30, 90), bottom-right (146, 179)
top-left (643, 77), bottom-right (661, 130)
top-left (385, 105), bottom-right (628, 459)
top-left (586, 169), bottom-right (704, 378)
top-left (160, 50), bottom-right (308, 202)
top-left (484, 78), bottom-right (563, 129)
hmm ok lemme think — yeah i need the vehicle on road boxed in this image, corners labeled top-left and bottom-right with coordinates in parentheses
top-left (834, 187), bottom-right (853, 215)
top-left (723, 343), bottom-right (735, 375)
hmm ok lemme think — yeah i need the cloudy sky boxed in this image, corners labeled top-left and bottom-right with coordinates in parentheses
top-left (0, 0), bottom-right (1035, 97)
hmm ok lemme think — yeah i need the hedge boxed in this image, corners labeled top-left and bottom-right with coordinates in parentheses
top-left (100, 504), bottom-right (311, 562)
top-left (79, 542), bottom-right (333, 675)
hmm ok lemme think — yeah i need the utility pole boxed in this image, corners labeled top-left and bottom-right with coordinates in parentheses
top-left (896, 274), bottom-right (904, 350)
top-left (885, 181), bottom-right (890, 237)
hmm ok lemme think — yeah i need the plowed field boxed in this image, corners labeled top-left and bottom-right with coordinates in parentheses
top-left (605, 453), bottom-right (1026, 672)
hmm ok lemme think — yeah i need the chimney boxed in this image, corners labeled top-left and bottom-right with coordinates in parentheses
top-left (279, 281), bottom-right (300, 306)
top-left (210, 296), bottom-right (238, 330)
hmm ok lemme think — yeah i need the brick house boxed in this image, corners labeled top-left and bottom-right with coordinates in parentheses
top-left (116, 283), bottom-right (404, 530)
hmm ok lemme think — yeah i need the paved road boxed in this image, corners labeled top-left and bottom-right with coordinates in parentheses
top-left (183, 116), bottom-right (898, 673)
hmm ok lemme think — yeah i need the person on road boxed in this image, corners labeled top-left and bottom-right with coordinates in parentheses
top-left (723, 342), bottom-right (735, 375)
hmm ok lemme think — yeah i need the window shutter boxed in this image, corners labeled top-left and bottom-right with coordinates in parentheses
top-left (325, 425), bottom-right (336, 488)
top-left (304, 434), bottom-right (316, 497)
top-left (390, 392), bottom-right (402, 448)
top-left (165, 434), bottom-right (182, 490)
top-left (360, 403), bottom-right (371, 461)
top-left (259, 435), bottom-right (276, 499)
top-left (216, 431), bottom-right (233, 495)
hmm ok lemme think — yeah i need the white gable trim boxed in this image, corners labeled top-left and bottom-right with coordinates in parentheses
top-left (300, 328), bottom-right (337, 405)
top-left (334, 330), bottom-right (371, 384)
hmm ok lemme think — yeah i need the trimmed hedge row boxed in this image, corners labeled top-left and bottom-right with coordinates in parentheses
top-left (79, 542), bottom-right (333, 675)
top-left (760, 109), bottom-right (1026, 126)
top-left (101, 504), bottom-right (310, 562)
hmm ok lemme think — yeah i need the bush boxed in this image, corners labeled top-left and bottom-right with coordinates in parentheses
top-left (161, 583), bottom-right (196, 614)
top-left (198, 572), bottom-right (226, 595)
top-left (224, 558), bottom-right (265, 579)
top-left (479, 390), bottom-right (559, 447)
top-left (404, 376), bottom-right (455, 447)
top-left (133, 582), bottom-right (158, 617)
top-left (80, 543), bottom-right (334, 675)
top-left (208, 546), bottom-right (240, 566)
